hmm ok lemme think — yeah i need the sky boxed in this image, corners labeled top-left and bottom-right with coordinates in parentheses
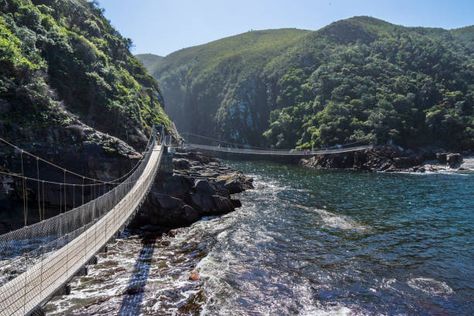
top-left (97, 0), bottom-right (474, 56)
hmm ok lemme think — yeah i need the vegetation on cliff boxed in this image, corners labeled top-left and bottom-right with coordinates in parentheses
top-left (142, 17), bottom-right (474, 150)
top-left (0, 0), bottom-right (171, 148)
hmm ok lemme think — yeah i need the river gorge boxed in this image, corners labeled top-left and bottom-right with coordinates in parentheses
top-left (45, 159), bottom-right (474, 315)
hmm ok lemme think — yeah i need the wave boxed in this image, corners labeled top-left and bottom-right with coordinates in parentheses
top-left (315, 209), bottom-right (369, 232)
top-left (407, 277), bottom-right (454, 296)
top-left (294, 204), bottom-right (369, 232)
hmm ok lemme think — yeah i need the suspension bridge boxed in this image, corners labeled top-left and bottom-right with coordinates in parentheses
top-left (181, 132), bottom-right (373, 163)
top-left (0, 127), bottom-right (373, 315)
top-left (0, 130), bottom-right (163, 315)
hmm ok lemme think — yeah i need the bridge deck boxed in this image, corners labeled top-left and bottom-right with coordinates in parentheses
top-left (0, 145), bottom-right (163, 316)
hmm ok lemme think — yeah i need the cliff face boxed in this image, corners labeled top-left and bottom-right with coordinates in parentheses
top-left (138, 29), bottom-right (310, 146)
top-left (0, 0), bottom-right (172, 231)
top-left (141, 17), bottom-right (474, 151)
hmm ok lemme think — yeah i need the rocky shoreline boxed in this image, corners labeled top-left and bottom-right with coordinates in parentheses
top-left (300, 145), bottom-right (471, 173)
top-left (132, 149), bottom-right (254, 230)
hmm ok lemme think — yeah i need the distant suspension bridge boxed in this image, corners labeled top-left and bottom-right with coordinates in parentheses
top-left (180, 132), bottom-right (373, 160)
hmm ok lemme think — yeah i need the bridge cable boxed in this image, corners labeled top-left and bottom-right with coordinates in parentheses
top-left (42, 180), bottom-right (45, 220)
top-left (20, 151), bottom-right (27, 226)
top-left (0, 135), bottom-right (152, 186)
top-left (36, 158), bottom-right (41, 221)
top-left (63, 170), bottom-right (66, 213)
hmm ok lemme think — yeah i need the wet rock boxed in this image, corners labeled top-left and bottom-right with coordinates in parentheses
top-left (217, 173), bottom-right (254, 194)
top-left (231, 199), bottom-right (242, 208)
top-left (212, 195), bottom-right (235, 214)
top-left (173, 158), bottom-right (191, 170)
top-left (194, 179), bottom-right (216, 195)
top-left (161, 174), bottom-right (193, 198)
top-left (447, 153), bottom-right (463, 168)
top-left (190, 193), bottom-right (215, 213)
top-left (135, 149), bottom-right (253, 228)
top-left (302, 145), bottom-right (442, 172)
top-left (393, 156), bottom-right (423, 169)
top-left (436, 153), bottom-right (447, 164)
top-left (153, 193), bottom-right (184, 210)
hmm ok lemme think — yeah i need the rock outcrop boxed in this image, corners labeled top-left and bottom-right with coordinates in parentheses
top-left (300, 145), bottom-right (467, 173)
top-left (131, 150), bottom-right (253, 229)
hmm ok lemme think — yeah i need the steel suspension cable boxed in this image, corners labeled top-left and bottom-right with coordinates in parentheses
top-left (36, 158), bottom-right (41, 221)
top-left (20, 151), bottom-right (27, 226)
top-left (0, 133), bottom-right (154, 185)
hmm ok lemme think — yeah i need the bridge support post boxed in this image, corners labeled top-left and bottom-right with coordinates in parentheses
top-left (160, 148), bottom-right (174, 175)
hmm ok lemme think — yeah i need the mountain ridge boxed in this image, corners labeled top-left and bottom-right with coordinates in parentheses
top-left (139, 16), bottom-right (474, 150)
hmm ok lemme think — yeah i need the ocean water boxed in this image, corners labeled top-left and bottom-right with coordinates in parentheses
top-left (45, 161), bottom-right (474, 315)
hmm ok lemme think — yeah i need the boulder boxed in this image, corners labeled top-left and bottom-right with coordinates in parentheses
top-left (212, 195), bottom-right (235, 214)
top-left (217, 173), bottom-right (253, 194)
top-left (447, 153), bottom-right (463, 168)
top-left (392, 155), bottom-right (422, 169)
top-left (190, 193), bottom-right (215, 213)
top-left (160, 174), bottom-right (193, 197)
top-left (436, 153), bottom-right (447, 164)
top-left (152, 193), bottom-right (183, 210)
top-left (173, 158), bottom-right (191, 170)
top-left (194, 179), bottom-right (216, 195)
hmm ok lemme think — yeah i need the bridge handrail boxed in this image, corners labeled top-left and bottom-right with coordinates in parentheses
top-left (0, 136), bottom-right (156, 262)
top-left (0, 142), bottom-right (163, 315)
top-left (185, 143), bottom-right (373, 156)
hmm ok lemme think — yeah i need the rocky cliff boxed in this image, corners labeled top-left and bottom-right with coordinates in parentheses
top-left (0, 0), bottom-right (172, 231)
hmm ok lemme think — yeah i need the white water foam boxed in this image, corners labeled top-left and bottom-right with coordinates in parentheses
top-left (314, 209), bottom-right (369, 232)
top-left (461, 157), bottom-right (474, 171)
top-left (300, 305), bottom-right (354, 316)
top-left (407, 277), bottom-right (454, 296)
top-left (294, 204), bottom-right (369, 233)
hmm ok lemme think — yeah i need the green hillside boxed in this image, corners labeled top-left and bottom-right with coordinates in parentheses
top-left (0, 0), bottom-right (172, 149)
top-left (136, 53), bottom-right (164, 74)
top-left (143, 17), bottom-right (474, 150)
top-left (138, 28), bottom-right (310, 144)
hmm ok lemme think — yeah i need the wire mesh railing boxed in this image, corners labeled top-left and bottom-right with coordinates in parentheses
top-left (185, 143), bottom-right (373, 156)
top-left (0, 135), bottom-right (163, 315)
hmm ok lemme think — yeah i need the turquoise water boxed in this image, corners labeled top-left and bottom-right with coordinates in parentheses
top-left (198, 162), bottom-right (474, 315)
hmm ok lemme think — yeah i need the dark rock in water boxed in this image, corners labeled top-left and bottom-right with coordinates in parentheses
top-left (447, 153), bottom-right (463, 168)
top-left (212, 195), bottom-right (235, 214)
top-left (301, 145), bottom-right (447, 172)
top-left (173, 158), bottom-right (191, 170)
top-left (217, 173), bottom-right (254, 194)
top-left (152, 193), bottom-right (184, 210)
top-left (161, 174), bottom-right (193, 198)
top-left (231, 199), bottom-right (242, 208)
top-left (134, 192), bottom-right (200, 227)
top-left (194, 179), bottom-right (216, 195)
top-left (190, 192), bottom-right (216, 213)
top-left (393, 156), bottom-right (423, 169)
top-left (133, 149), bottom-right (253, 229)
top-left (436, 153), bottom-right (448, 164)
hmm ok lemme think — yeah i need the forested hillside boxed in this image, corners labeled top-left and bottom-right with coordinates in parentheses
top-left (0, 0), bottom-right (171, 150)
top-left (139, 28), bottom-right (310, 146)
top-left (142, 17), bottom-right (474, 150)
top-left (0, 0), bottom-right (174, 230)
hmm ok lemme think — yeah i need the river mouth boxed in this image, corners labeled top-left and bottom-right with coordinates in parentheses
top-left (46, 161), bottom-right (474, 315)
